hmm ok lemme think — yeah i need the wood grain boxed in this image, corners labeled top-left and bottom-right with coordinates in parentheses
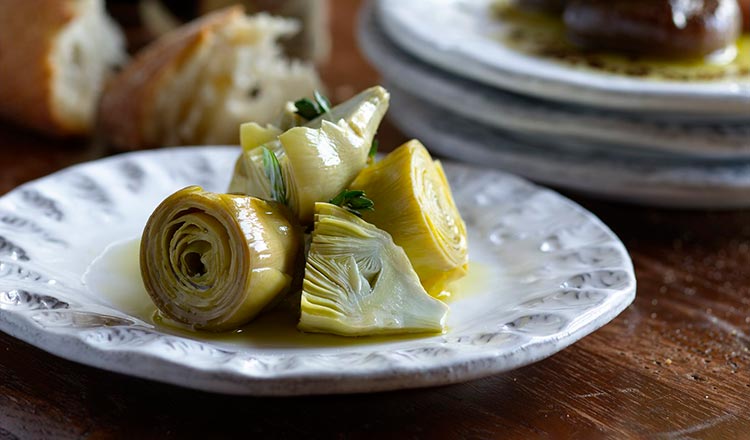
top-left (1, 1), bottom-right (750, 438)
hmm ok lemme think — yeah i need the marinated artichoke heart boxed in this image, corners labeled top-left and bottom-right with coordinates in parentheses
top-left (140, 186), bottom-right (302, 331)
top-left (228, 85), bottom-right (390, 224)
top-left (277, 101), bottom-right (307, 130)
top-left (299, 203), bottom-right (449, 336)
top-left (350, 140), bottom-right (468, 297)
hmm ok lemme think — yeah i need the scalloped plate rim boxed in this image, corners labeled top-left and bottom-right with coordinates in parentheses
top-left (0, 291), bottom-right (634, 395)
top-left (0, 146), bottom-right (636, 395)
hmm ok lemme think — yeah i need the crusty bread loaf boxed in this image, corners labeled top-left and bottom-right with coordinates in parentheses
top-left (0, 0), bottom-right (125, 137)
top-left (99, 6), bottom-right (321, 149)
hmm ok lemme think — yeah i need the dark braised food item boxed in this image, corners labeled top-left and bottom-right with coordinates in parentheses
top-left (564, 0), bottom-right (742, 58)
top-left (741, 0), bottom-right (749, 31)
top-left (514, 0), bottom-right (567, 14)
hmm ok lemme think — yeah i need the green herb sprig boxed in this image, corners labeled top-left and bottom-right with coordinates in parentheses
top-left (368, 138), bottom-right (379, 164)
top-left (262, 147), bottom-right (287, 206)
top-left (294, 90), bottom-right (331, 121)
top-left (329, 189), bottom-right (374, 217)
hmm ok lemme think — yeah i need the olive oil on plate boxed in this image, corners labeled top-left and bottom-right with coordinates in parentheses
top-left (492, 0), bottom-right (750, 82)
top-left (83, 238), bottom-right (498, 349)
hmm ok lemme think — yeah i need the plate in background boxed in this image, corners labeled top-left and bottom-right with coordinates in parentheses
top-left (377, 0), bottom-right (750, 117)
top-left (359, 5), bottom-right (750, 160)
top-left (387, 87), bottom-right (750, 209)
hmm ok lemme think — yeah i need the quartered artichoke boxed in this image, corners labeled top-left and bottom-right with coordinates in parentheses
top-left (299, 203), bottom-right (449, 336)
top-left (140, 186), bottom-right (302, 331)
top-left (350, 140), bottom-right (468, 297)
top-left (228, 86), bottom-right (390, 224)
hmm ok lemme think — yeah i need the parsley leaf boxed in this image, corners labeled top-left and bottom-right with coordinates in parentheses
top-left (294, 90), bottom-right (332, 121)
top-left (329, 189), bottom-right (374, 217)
top-left (293, 98), bottom-right (319, 120)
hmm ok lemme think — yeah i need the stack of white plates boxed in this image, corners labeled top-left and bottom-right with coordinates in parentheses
top-left (359, 0), bottom-right (750, 208)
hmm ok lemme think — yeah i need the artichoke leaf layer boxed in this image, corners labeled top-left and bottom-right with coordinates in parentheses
top-left (228, 85), bottom-right (390, 224)
top-left (299, 203), bottom-right (448, 336)
top-left (350, 140), bottom-right (468, 297)
top-left (140, 186), bottom-right (302, 331)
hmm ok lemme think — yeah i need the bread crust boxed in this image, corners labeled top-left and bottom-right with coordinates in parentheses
top-left (0, 0), bottom-right (81, 136)
top-left (98, 6), bottom-right (244, 149)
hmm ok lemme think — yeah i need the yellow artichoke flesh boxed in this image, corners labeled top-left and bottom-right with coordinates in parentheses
top-left (239, 122), bottom-right (282, 151)
top-left (277, 101), bottom-right (307, 130)
top-left (350, 140), bottom-right (468, 297)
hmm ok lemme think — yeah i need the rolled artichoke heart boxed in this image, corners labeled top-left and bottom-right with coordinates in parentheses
top-left (350, 140), bottom-right (468, 297)
top-left (228, 86), bottom-right (390, 224)
top-left (140, 186), bottom-right (302, 331)
top-left (299, 203), bottom-right (449, 336)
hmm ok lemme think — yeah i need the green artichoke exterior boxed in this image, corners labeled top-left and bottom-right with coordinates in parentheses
top-left (140, 186), bottom-right (302, 331)
top-left (228, 86), bottom-right (390, 224)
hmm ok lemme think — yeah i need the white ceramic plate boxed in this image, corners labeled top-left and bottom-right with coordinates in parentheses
top-left (376, 0), bottom-right (750, 116)
top-left (358, 7), bottom-right (750, 159)
top-left (387, 87), bottom-right (750, 209)
top-left (0, 147), bottom-right (635, 395)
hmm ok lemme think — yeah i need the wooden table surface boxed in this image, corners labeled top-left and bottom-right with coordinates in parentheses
top-left (2, 1), bottom-right (750, 438)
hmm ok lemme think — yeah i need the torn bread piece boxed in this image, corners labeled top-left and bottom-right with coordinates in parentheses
top-left (139, 0), bottom-right (330, 63)
top-left (0, 0), bottom-right (125, 137)
top-left (197, 0), bottom-right (330, 63)
top-left (99, 6), bottom-right (321, 149)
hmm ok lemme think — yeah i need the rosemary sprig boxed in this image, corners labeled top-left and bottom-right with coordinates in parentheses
top-left (294, 90), bottom-right (332, 121)
top-left (262, 147), bottom-right (287, 206)
top-left (329, 189), bottom-right (374, 217)
top-left (314, 90), bottom-right (331, 113)
top-left (368, 138), bottom-right (379, 164)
